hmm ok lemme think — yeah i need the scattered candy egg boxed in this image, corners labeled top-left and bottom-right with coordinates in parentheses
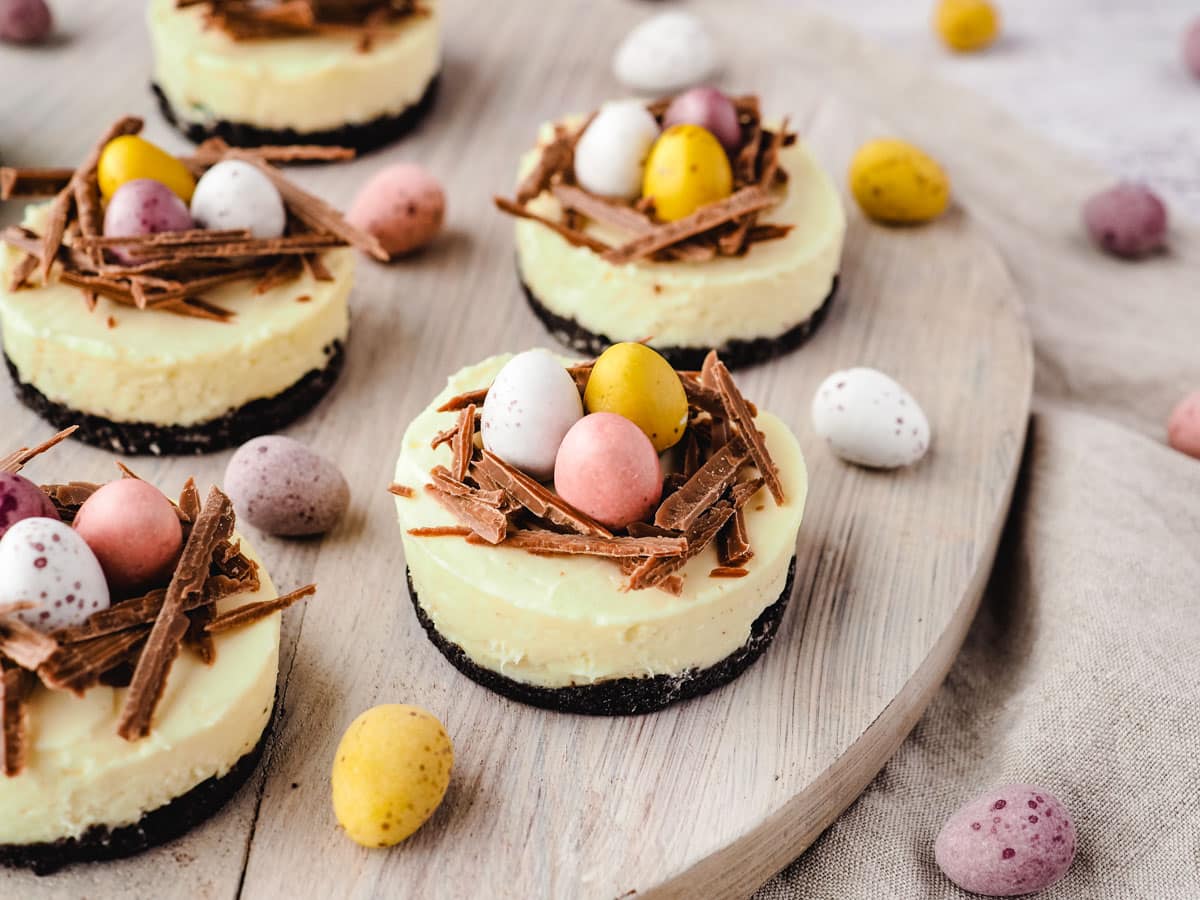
top-left (481, 350), bottom-right (583, 481)
top-left (74, 480), bottom-right (183, 594)
top-left (97, 135), bottom-right (196, 204)
top-left (849, 138), bottom-right (950, 225)
top-left (662, 87), bottom-right (742, 156)
top-left (0, 473), bottom-right (58, 539)
top-left (102, 179), bottom-right (194, 264)
top-left (346, 163), bottom-right (445, 258)
top-left (934, 0), bottom-right (1000, 53)
top-left (1167, 389), bottom-right (1200, 460)
top-left (0, 517), bottom-right (110, 632)
top-left (613, 11), bottom-right (720, 94)
top-left (1184, 19), bottom-right (1200, 79)
top-left (0, 0), bottom-right (52, 44)
top-left (642, 124), bottom-right (733, 222)
top-left (332, 704), bottom-right (454, 848)
top-left (573, 101), bottom-right (662, 200)
top-left (1082, 183), bottom-right (1167, 259)
top-left (935, 784), bottom-right (1077, 897)
top-left (224, 435), bottom-right (350, 537)
top-left (554, 413), bottom-right (662, 529)
top-left (190, 159), bottom-right (286, 240)
top-left (584, 342), bottom-right (688, 452)
top-left (811, 367), bottom-right (930, 469)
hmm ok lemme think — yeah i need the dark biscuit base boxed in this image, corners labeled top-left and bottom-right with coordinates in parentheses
top-left (152, 73), bottom-right (440, 154)
top-left (522, 273), bottom-right (838, 371)
top-left (5, 341), bottom-right (344, 456)
top-left (406, 557), bottom-right (797, 716)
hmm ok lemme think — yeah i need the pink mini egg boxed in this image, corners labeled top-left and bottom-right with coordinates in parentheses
top-left (1082, 183), bottom-right (1167, 259)
top-left (662, 87), bottom-right (742, 155)
top-left (103, 178), bottom-right (194, 264)
top-left (74, 479), bottom-right (183, 594)
top-left (1167, 389), bottom-right (1200, 459)
top-left (346, 163), bottom-right (445, 258)
top-left (0, 472), bottom-right (59, 539)
top-left (0, 0), bottom-right (52, 45)
top-left (553, 413), bottom-right (662, 529)
top-left (1183, 18), bottom-right (1200, 79)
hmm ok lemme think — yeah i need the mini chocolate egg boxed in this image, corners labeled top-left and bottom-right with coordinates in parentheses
top-left (642, 124), bottom-right (733, 222)
top-left (346, 163), bottom-right (445, 258)
top-left (812, 367), bottom-right (930, 469)
top-left (613, 11), bottom-right (720, 93)
top-left (0, 0), bottom-right (52, 44)
top-left (1185, 19), bottom-right (1200, 79)
top-left (584, 342), bottom-right (687, 452)
top-left (103, 179), bottom-right (194, 264)
top-left (0, 517), bottom-right (110, 632)
top-left (554, 413), bottom-right (662, 529)
top-left (934, 0), bottom-right (1000, 53)
top-left (849, 138), bottom-right (950, 225)
top-left (225, 435), bottom-right (350, 537)
top-left (190, 160), bottom-right (286, 240)
top-left (1083, 183), bottom-right (1167, 259)
top-left (74, 479), bottom-right (183, 594)
top-left (1167, 389), bottom-right (1200, 460)
top-left (935, 784), bottom-right (1077, 897)
top-left (0, 473), bottom-right (58, 539)
top-left (662, 87), bottom-right (742, 156)
top-left (481, 350), bottom-right (583, 481)
top-left (573, 101), bottom-right (662, 200)
top-left (97, 135), bottom-right (196, 204)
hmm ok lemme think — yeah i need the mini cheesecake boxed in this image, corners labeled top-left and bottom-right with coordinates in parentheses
top-left (392, 350), bottom-right (807, 715)
top-left (149, 0), bottom-right (441, 151)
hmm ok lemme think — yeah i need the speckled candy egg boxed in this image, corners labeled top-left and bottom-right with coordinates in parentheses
top-left (332, 704), bottom-right (454, 848)
top-left (0, 517), bottom-right (110, 632)
top-left (849, 138), bottom-right (950, 225)
top-left (190, 160), bottom-right (286, 239)
top-left (812, 367), bottom-right (930, 469)
top-left (554, 413), bottom-right (662, 529)
top-left (74, 479), bottom-right (183, 594)
top-left (1083, 183), bottom-right (1167, 259)
top-left (662, 87), bottom-right (742, 156)
top-left (573, 101), bottom-right (662, 200)
top-left (481, 350), bottom-right (583, 481)
top-left (346, 163), bottom-right (445, 258)
top-left (103, 179), bottom-right (194, 264)
top-left (1184, 19), bottom-right (1200, 79)
top-left (0, 473), bottom-right (58, 539)
top-left (225, 436), bottom-right (350, 537)
top-left (0, 0), bottom-right (52, 44)
top-left (613, 11), bottom-right (720, 93)
top-left (583, 342), bottom-right (688, 452)
top-left (97, 135), bottom-right (196, 204)
top-left (935, 785), bottom-right (1077, 896)
top-left (643, 124), bottom-right (733, 222)
top-left (934, 0), bottom-right (1000, 53)
top-left (1167, 389), bottom-right (1200, 460)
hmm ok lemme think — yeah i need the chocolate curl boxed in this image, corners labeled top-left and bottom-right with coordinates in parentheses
top-left (494, 196), bottom-right (611, 254)
top-left (204, 584), bottom-right (316, 634)
top-left (0, 426), bottom-right (78, 475)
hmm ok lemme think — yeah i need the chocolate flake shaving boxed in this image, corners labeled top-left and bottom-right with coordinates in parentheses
top-left (654, 437), bottom-right (748, 531)
top-left (205, 584), bottom-right (316, 634)
top-left (424, 484), bottom-right (507, 545)
top-left (475, 451), bottom-right (612, 538)
top-left (408, 525), bottom-right (472, 537)
top-left (709, 566), bottom-right (749, 578)
top-left (708, 354), bottom-right (784, 504)
top-left (0, 617), bottom-right (61, 671)
top-left (1, 669), bottom-right (30, 777)
top-left (628, 503), bottom-right (735, 591)
top-left (0, 426), bottom-right (78, 474)
top-left (449, 404), bottom-right (476, 481)
top-left (182, 0), bottom-right (424, 43)
top-left (437, 386), bottom-right (489, 413)
top-left (388, 482), bottom-right (415, 498)
top-left (41, 629), bottom-right (150, 695)
top-left (471, 530), bottom-right (686, 559)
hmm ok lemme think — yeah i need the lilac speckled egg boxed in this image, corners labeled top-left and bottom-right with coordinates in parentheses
top-left (0, 472), bottom-right (59, 539)
top-left (1083, 183), bottom-right (1167, 259)
top-left (935, 784), bottom-right (1077, 897)
top-left (225, 435), bottom-right (349, 537)
top-left (554, 413), bottom-right (662, 529)
top-left (0, 0), bottom-right (52, 45)
top-left (0, 517), bottom-right (110, 632)
top-left (346, 163), bottom-right (445, 258)
top-left (74, 480), bottom-right (183, 594)
top-left (662, 88), bottom-right (742, 155)
top-left (1167, 389), bottom-right (1200, 460)
top-left (1183, 18), bottom-right (1200, 79)
top-left (103, 178), bottom-right (194, 264)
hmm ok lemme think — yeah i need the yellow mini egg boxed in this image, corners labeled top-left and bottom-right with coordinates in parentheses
top-left (641, 124), bottom-right (733, 222)
top-left (934, 0), bottom-right (1000, 53)
top-left (584, 342), bottom-right (688, 452)
top-left (97, 135), bottom-right (195, 203)
top-left (848, 138), bottom-right (950, 225)
top-left (331, 704), bottom-right (454, 849)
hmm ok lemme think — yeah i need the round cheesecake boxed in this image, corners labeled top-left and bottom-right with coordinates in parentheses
top-left (148, 0), bottom-right (441, 150)
top-left (394, 354), bottom-right (808, 714)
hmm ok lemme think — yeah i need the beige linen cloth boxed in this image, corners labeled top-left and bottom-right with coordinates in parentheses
top-left (752, 12), bottom-right (1200, 899)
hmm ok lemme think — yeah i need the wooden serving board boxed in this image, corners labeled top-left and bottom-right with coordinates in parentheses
top-left (0, 1), bottom-right (1031, 897)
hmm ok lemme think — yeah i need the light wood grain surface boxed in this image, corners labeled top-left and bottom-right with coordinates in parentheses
top-left (0, 2), bottom-right (1032, 897)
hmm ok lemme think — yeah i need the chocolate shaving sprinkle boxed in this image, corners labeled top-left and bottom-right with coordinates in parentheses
top-left (449, 404), bottom-right (476, 481)
top-left (628, 503), bottom-right (735, 591)
top-left (408, 526), bottom-right (472, 538)
top-left (475, 451), bottom-right (612, 537)
top-left (709, 566), bottom-right (749, 578)
top-left (424, 484), bottom-right (507, 545)
top-left (437, 386), bottom-right (489, 413)
top-left (708, 354), bottom-right (785, 504)
top-left (1, 669), bottom-right (30, 777)
top-left (204, 584), bottom-right (316, 635)
top-left (40, 629), bottom-right (150, 696)
top-left (388, 482), bottom-right (415, 498)
top-left (654, 437), bottom-right (749, 531)
top-left (472, 530), bottom-right (686, 559)
top-left (0, 426), bottom-right (78, 474)
top-left (0, 617), bottom-right (61, 671)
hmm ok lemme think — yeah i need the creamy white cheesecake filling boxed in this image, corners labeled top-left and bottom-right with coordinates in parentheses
top-left (147, 0), bottom-right (441, 132)
top-left (0, 204), bottom-right (352, 428)
top-left (515, 119), bottom-right (846, 349)
top-left (0, 540), bottom-right (279, 845)
top-left (394, 354), bottom-right (808, 689)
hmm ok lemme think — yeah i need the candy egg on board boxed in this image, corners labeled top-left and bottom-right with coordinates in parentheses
top-left (190, 159), bottom-right (286, 240)
top-left (0, 472), bottom-right (59, 539)
top-left (811, 368), bottom-right (930, 469)
top-left (1082, 183), bottom-right (1167, 259)
top-left (554, 413), bottom-right (662, 529)
top-left (103, 179), bottom-right (194, 264)
top-left (74, 479), bottom-right (183, 594)
top-left (481, 350), bottom-right (583, 481)
top-left (934, 0), bottom-right (1000, 53)
top-left (662, 87), bottom-right (742, 156)
top-left (346, 163), bottom-right (445, 258)
top-left (97, 135), bottom-right (196, 204)
top-left (935, 784), bottom-right (1077, 897)
top-left (1167, 389), bottom-right (1200, 460)
top-left (0, 0), bottom-right (52, 44)
top-left (849, 138), bottom-right (950, 225)
top-left (642, 124), bottom-right (733, 222)
top-left (332, 704), bottom-right (454, 848)
top-left (0, 517), bottom-right (110, 632)
top-left (613, 11), bottom-right (720, 93)
top-left (225, 436), bottom-right (349, 537)
top-left (1185, 19), bottom-right (1200, 79)
top-left (583, 342), bottom-right (688, 452)
top-left (573, 101), bottom-right (661, 199)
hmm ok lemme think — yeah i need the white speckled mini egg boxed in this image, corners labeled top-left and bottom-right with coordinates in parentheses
top-left (613, 12), bottom-right (720, 93)
top-left (481, 350), bottom-right (583, 481)
top-left (811, 367), bottom-right (930, 469)
top-left (573, 101), bottom-right (661, 199)
top-left (0, 517), bottom-right (110, 632)
top-left (190, 159), bottom-right (286, 239)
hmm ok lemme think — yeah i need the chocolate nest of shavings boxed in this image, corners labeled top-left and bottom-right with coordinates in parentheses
top-left (177, 0), bottom-right (426, 49)
top-left (399, 349), bottom-right (785, 595)
top-left (493, 93), bottom-right (797, 264)
top-left (0, 116), bottom-right (387, 322)
top-left (0, 427), bottom-right (316, 777)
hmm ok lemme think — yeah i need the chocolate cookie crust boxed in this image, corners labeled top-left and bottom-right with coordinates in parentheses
top-left (406, 556), bottom-right (797, 716)
top-left (5, 340), bottom-right (344, 456)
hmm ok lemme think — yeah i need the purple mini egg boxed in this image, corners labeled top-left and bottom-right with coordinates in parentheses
top-left (0, 472), bottom-right (58, 539)
top-left (0, 0), bottom-right (52, 45)
top-left (225, 435), bottom-right (349, 537)
top-left (662, 87), bottom-right (742, 155)
top-left (1083, 183), bottom-right (1167, 259)
top-left (103, 178), bottom-right (194, 264)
